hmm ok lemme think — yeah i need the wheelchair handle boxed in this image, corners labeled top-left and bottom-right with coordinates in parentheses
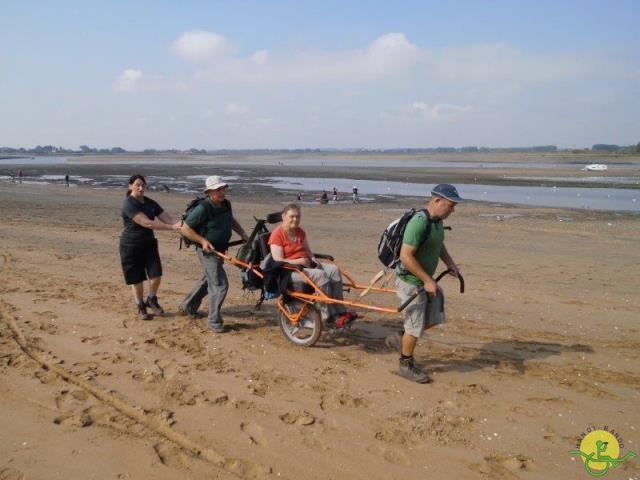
top-left (398, 269), bottom-right (465, 312)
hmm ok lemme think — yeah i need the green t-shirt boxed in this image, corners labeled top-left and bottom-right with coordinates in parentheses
top-left (184, 198), bottom-right (233, 251)
top-left (397, 212), bottom-right (445, 286)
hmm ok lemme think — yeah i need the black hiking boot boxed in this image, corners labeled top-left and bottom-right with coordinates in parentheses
top-left (145, 295), bottom-right (164, 315)
top-left (137, 302), bottom-right (152, 321)
top-left (397, 357), bottom-right (432, 384)
top-left (178, 305), bottom-right (203, 319)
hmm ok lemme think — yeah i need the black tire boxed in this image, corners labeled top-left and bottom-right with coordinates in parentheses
top-left (277, 299), bottom-right (322, 347)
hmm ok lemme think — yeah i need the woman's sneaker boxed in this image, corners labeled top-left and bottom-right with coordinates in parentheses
top-left (397, 357), bottom-right (432, 384)
top-left (145, 296), bottom-right (164, 315)
top-left (138, 302), bottom-right (152, 321)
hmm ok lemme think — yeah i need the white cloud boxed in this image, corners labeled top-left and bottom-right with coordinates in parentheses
top-left (115, 32), bottom-right (635, 110)
top-left (170, 30), bottom-right (233, 63)
top-left (112, 68), bottom-right (189, 93)
top-left (224, 103), bottom-right (249, 115)
top-left (192, 33), bottom-right (423, 86)
top-left (250, 50), bottom-right (269, 65)
top-left (112, 68), bottom-right (143, 93)
top-left (392, 101), bottom-right (472, 122)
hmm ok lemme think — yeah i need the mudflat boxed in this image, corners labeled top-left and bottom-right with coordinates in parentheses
top-left (1, 179), bottom-right (639, 479)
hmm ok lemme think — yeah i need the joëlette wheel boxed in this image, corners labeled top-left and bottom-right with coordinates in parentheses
top-left (277, 299), bottom-right (322, 347)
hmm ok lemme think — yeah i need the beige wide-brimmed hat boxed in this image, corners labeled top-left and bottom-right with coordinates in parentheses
top-left (203, 175), bottom-right (228, 192)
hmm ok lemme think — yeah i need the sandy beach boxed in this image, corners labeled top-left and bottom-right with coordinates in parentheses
top-left (1, 177), bottom-right (639, 479)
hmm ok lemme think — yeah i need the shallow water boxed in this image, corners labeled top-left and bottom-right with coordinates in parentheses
top-left (260, 177), bottom-right (640, 212)
top-left (2, 157), bottom-right (640, 212)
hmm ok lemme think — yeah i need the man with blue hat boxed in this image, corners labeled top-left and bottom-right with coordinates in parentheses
top-left (388, 183), bottom-right (463, 383)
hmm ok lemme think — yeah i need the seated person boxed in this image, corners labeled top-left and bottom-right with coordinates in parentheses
top-left (268, 203), bottom-right (355, 328)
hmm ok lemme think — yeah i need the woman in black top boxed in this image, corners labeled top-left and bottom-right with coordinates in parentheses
top-left (120, 174), bottom-right (180, 320)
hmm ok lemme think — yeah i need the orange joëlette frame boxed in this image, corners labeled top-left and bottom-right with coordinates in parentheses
top-left (209, 249), bottom-right (404, 315)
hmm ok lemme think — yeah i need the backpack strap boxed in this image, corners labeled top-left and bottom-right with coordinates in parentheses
top-left (416, 209), bottom-right (432, 250)
top-left (196, 198), bottom-right (231, 235)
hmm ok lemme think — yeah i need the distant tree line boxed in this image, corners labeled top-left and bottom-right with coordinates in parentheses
top-left (1, 143), bottom-right (639, 156)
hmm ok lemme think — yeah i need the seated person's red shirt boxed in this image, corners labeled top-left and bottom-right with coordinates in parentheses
top-left (268, 226), bottom-right (310, 260)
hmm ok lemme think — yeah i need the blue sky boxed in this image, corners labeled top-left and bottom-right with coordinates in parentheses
top-left (1, 0), bottom-right (639, 150)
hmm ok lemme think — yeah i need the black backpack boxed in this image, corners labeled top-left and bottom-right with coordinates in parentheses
top-left (377, 209), bottom-right (431, 268)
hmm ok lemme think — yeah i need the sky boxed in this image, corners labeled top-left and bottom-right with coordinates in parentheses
top-left (1, 0), bottom-right (639, 150)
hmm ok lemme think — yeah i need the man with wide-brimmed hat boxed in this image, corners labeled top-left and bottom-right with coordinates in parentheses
top-left (179, 176), bottom-right (248, 332)
top-left (387, 184), bottom-right (463, 383)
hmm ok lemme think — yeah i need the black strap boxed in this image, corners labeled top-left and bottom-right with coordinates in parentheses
top-left (416, 209), bottom-right (432, 250)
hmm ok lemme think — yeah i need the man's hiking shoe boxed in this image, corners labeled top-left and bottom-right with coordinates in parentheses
top-left (178, 305), bottom-right (204, 319)
top-left (145, 296), bottom-right (164, 315)
top-left (210, 324), bottom-right (226, 333)
top-left (384, 332), bottom-right (403, 354)
top-left (137, 303), bottom-right (152, 321)
top-left (397, 357), bottom-right (432, 384)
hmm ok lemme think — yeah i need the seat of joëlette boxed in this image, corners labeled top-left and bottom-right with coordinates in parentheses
top-left (257, 232), bottom-right (314, 294)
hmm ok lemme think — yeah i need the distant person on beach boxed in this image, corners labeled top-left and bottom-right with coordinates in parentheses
top-left (320, 190), bottom-right (329, 204)
top-left (332, 187), bottom-right (338, 202)
top-left (269, 203), bottom-right (356, 329)
top-left (18, 169), bottom-right (23, 184)
top-left (352, 185), bottom-right (359, 203)
top-left (297, 192), bottom-right (303, 201)
top-left (64, 174), bottom-right (70, 187)
top-left (386, 184), bottom-right (462, 383)
top-left (178, 176), bottom-right (248, 333)
top-left (119, 174), bottom-right (181, 321)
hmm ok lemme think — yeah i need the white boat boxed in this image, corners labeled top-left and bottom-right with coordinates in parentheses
top-left (584, 164), bottom-right (608, 171)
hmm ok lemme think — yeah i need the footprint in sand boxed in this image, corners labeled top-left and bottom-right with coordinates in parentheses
top-left (366, 444), bottom-right (411, 467)
top-left (280, 410), bottom-right (316, 426)
top-left (53, 410), bottom-right (93, 427)
top-left (456, 383), bottom-right (491, 396)
top-left (202, 390), bottom-right (229, 406)
top-left (320, 392), bottom-right (369, 411)
top-left (55, 389), bottom-right (90, 410)
top-left (153, 442), bottom-right (188, 468)
top-left (80, 335), bottom-right (103, 345)
top-left (0, 467), bottom-right (26, 480)
top-left (131, 369), bottom-right (163, 384)
top-left (164, 381), bottom-right (204, 406)
top-left (469, 453), bottom-right (535, 478)
top-left (34, 368), bottom-right (60, 385)
top-left (155, 359), bottom-right (179, 380)
top-left (240, 422), bottom-right (267, 446)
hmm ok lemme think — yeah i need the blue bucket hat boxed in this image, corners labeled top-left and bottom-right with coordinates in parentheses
top-left (431, 184), bottom-right (463, 203)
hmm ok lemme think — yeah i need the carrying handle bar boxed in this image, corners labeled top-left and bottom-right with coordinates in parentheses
top-left (228, 239), bottom-right (246, 247)
top-left (397, 269), bottom-right (465, 312)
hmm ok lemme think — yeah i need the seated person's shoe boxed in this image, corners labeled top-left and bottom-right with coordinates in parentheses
top-left (145, 296), bottom-right (164, 315)
top-left (397, 357), bottom-right (432, 384)
top-left (138, 303), bottom-right (152, 321)
top-left (333, 311), bottom-right (358, 329)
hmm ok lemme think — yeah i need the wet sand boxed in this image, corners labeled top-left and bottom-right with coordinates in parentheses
top-left (1, 178), bottom-right (639, 479)
top-left (3, 152), bottom-right (640, 191)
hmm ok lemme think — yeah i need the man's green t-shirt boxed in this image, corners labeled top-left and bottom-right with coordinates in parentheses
top-left (397, 212), bottom-right (445, 286)
top-left (184, 198), bottom-right (233, 251)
